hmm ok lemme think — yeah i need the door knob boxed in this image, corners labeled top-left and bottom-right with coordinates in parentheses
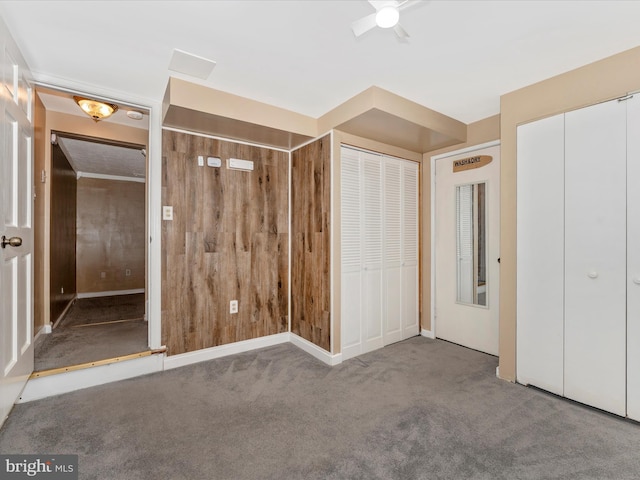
top-left (1, 236), bottom-right (22, 248)
top-left (587, 271), bottom-right (598, 279)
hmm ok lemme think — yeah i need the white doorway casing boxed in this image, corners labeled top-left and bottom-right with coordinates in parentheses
top-left (431, 141), bottom-right (500, 355)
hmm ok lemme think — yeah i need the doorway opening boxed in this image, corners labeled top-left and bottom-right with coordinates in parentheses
top-left (32, 86), bottom-right (151, 372)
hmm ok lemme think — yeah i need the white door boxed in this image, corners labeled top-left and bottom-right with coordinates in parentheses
top-left (0, 18), bottom-right (34, 425)
top-left (516, 113), bottom-right (565, 396)
top-left (564, 99), bottom-right (627, 416)
top-left (628, 94), bottom-right (640, 421)
top-left (433, 144), bottom-right (500, 355)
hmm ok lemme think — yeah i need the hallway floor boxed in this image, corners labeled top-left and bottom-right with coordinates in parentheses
top-left (34, 294), bottom-right (148, 371)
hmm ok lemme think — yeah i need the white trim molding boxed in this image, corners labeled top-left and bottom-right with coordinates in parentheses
top-left (77, 288), bottom-right (145, 299)
top-left (77, 171), bottom-right (145, 183)
top-left (421, 328), bottom-right (435, 339)
top-left (163, 333), bottom-right (290, 371)
top-left (290, 333), bottom-right (342, 366)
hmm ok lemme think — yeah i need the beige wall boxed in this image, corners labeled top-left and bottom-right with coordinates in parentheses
top-left (76, 178), bottom-right (145, 294)
top-left (499, 46), bottom-right (640, 381)
top-left (421, 115), bottom-right (501, 332)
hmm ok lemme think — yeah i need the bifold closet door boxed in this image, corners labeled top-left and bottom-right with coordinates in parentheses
top-left (564, 99), bottom-right (627, 416)
top-left (628, 95), bottom-right (640, 421)
top-left (340, 149), bottom-right (363, 360)
top-left (401, 161), bottom-right (419, 339)
top-left (516, 113), bottom-right (565, 395)
top-left (361, 153), bottom-right (384, 352)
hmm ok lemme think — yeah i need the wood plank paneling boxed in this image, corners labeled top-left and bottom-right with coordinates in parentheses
top-left (291, 135), bottom-right (331, 351)
top-left (76, 178), bottom-right (145, 294)
top-left (50, 143), bottom-right (76, 322)
top-left (161, 130), bottom-right (289, 356)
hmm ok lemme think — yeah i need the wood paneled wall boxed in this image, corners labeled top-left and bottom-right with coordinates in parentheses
top-left (291, 135), bottom-right (331, 352)
top-left (76, 178), bottom-right (145, 294)
top-left (162, 130), bottom-right (289, 355)
top-left (50, 143), bottom-right (76, 323)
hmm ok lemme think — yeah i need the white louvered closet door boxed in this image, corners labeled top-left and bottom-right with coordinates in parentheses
top-left (340, 149), bottom-right (363, 360)
top-left (341, 147), bottom-right (420, 360)
top-left (362, 152), bottom-right (384, 352)
top-left (383, 159), bottom-right (403, 345)
top-left (401, 161), bottom-right (419, 339)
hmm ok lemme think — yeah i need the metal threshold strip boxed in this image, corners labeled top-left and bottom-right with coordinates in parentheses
top-left (29, 348), bottom-right (167, 379)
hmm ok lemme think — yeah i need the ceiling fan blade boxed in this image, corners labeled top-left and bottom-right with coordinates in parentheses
top-left (351, 13), bottom-right (378, 37)
top-left (368, 0), bottom-right (399, 10)
top-left (398, 0), bottom-right (428, 11)
top-left (394, 23), bottom-right (410, 39)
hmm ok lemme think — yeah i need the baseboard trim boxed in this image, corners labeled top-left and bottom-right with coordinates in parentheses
top-left (290, 333), bottom-right (342, 366)
top-left (34, 324), bottom-right (50, 343)
top-left (421, 328), bottom-right (435, 339)
top-left (163, 333), bottom-right (290, 371)
top-left (77, 289), bottom-right (145, 299)
top-left (18, 354), bottom-right (163, 403)
top-left (52, 296), bottom-right (77, 329)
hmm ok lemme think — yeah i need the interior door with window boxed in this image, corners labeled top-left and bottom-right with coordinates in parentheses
top-left (433, 144), bottom-right (500, 355)
top-left (0, 18), bottom-right (34, 425)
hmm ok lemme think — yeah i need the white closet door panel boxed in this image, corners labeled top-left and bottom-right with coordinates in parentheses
top-left (402, 161), bottom-right (419, 267)
top-left (341, 148), bottom-right (362, 359)
top-left (402, 264), bottom-right (419, 338)
top-left (341, 271), bottom-right (363, 361)
top-left (341, 150), bottom-right (361, 272)
top-left (564, 99), bottom-right (627, 416)
top-left (383, 158), bottom-right (402, 345)
top-left (363, 269), bottom-right (383, 351)
top-left (384, 159), bottom-right (402, 267)
top-left (516, 114), bottom-right (565, 395)
top-left (384, 266), bottom-right (403, 345)
top-left (363, 153), bottom-right (382, 270)
top-left (627, 95), bottom-right (640, 421)
top-left (401, 161), bottom-right (419, 339)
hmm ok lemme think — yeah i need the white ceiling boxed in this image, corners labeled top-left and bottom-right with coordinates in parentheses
top-left (1, 1), bottom-right (640, 125)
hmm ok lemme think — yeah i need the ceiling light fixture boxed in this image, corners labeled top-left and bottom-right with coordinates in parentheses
top-left (73, 96), bottom-right (118, 122)
top-left (376, 6), bottom-right (400, 28)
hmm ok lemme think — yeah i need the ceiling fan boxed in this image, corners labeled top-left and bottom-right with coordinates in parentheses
top-left (351, 0), bottom-right (424, 40)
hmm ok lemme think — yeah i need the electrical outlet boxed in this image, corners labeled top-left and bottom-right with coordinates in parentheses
top-left (61, 287), bottom-right (64, 294)
top-left (125, 268), bottom-right (131, 276)
top-left (162, 205), bottom-right (173, 221)
top-left (101, 272), bottom-right (106, 279)
top-left (230, 300), bottom-right (238, 314)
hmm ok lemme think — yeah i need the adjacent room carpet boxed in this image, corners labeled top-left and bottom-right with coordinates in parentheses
top-left (3, 337), bottom-right (640, 479)
top-left (34, 294), bottom-right (148, 371)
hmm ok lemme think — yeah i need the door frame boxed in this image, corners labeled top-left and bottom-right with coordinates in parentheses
top-left (34, 79), bottom-right (162, 351)
top-left (429, 140), bottom-right (500, 340)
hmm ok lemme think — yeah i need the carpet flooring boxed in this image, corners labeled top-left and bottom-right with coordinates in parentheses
top-left (3, 337), bottom-right (640, 479)
top-left (35, 294), bottom-right (148, 371)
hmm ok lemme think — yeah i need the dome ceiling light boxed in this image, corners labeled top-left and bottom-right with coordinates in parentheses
top-left (73, 96), bottom-right (118, 122)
